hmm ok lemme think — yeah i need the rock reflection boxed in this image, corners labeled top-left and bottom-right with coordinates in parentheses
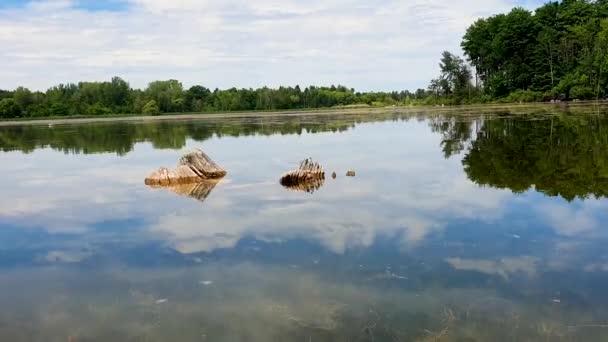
top-left (280, 176), bottom-right (325, 193)
top-left (148, 180), bottom-right (220, 203)
top-left (281, 178), bottom-right (325, 194)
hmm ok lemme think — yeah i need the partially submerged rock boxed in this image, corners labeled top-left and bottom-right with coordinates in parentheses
top-left (145, 148), bottom-right (226, 185)
top-left (280, 158), bottom-right (325, 193)
top-left (346, 170), bottom-right (356, 177)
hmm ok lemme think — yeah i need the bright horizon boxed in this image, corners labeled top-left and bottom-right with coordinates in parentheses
top-left (1, 0), bottom-right (545, 92)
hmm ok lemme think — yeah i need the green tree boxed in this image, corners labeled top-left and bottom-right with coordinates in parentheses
top-left (595, 18), bottom-right (608, 98)
top-left (537, 28), bottom-right (558, 89)
top-left (13, 87), bottom-right (34, 110)
top-left (185, 85), bottom-right (211, 112)
top-left (107, 76), bottom-right (131, 109)
top-left (428, 51), bottom-right (473, 103)
top-left (0, 98), bottom-right (21, 119)
top-left (462, 0), bottom-right (608, 100)
top-left (145, 80), bottom-right (184, 112)
top-left (49, 103), bottom-right (69, 116)
top-left (142, 100), bottom-right (160, 115)
top-left (88, 103), bottom-right (112, 116)
top-left (0, 90), bottom-right (12, 101)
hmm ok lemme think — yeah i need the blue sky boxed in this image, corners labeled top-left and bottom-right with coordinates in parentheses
top-left (0, 0), bottom-right (127, 11)
top-left (0, 0), bottom-right (547, 91)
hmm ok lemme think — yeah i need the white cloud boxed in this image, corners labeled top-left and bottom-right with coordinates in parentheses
top-left (0, 0), bottom-right (540, 91)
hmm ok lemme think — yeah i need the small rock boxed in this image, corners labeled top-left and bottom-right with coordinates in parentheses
top-left (331, 172), bottom-right (337, 179)
top-left (346, 170), bottom-right (356, 177)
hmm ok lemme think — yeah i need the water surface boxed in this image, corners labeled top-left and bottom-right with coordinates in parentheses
top-left (1, 107), bottom-right (608, 341)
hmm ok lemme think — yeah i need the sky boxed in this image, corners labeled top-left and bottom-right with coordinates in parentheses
top-left (0, 0), bottom-right (545, 92)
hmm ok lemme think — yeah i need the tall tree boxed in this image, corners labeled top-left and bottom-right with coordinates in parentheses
top-left (429, 51), bottom-right (473, 103)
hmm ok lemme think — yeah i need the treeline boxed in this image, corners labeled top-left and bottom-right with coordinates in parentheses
top-left (433, 0), bottom-right (608, 104)
top-left (0, 78), bottom-right (432, 119)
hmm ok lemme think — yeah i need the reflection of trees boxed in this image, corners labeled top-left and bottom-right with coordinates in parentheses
top-left (429, 118), bottom-right (473, 158)
top-left (435, 115), bottom-right (608, 201)
top-left (0, 113), bottom-right (405, 155)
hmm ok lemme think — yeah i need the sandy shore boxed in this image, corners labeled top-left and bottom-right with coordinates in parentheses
top-left (0, 101), bottom-right (605, 126)
top-left (0, 107), bottom-right (390, 126)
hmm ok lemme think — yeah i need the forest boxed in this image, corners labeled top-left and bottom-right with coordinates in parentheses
top-left (457, 0), bottom-right (608, 103)
top-left (0, 79), bottom-right (418, 119)
top-left (428, 0), bottom-right (608, 104)
top-left (1, 0), bottom-right (608, 119)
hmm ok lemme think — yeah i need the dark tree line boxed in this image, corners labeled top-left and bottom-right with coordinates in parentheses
top-left (0, 78), bottom-right (429, 119)
top-left (426, 0), bottom-right (608, 104)
top-left (461, 0), bottom-right (608, 101)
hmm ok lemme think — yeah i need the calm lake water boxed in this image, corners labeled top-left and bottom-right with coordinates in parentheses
top-left (1, 106), bottom-right (608, 341)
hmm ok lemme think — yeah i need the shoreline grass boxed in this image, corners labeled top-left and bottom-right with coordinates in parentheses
top-left (1, 101), bottom-right (607, 126)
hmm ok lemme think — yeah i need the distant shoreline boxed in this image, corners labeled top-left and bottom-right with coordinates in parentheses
top-left (1, 101), bottom-right (606, 126)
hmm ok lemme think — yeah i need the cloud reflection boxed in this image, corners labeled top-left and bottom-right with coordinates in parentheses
top-left (151, 173), bottom-right (508, 254)
top-left (446, 256), bottom-right (538, 280)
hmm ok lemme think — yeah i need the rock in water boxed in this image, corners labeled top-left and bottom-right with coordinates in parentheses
top-left (331, 172), bottom-right (337, 179)
top-left (145, 149), bottom-right (226, 185)
top-left (280, 158), bottom-right (325, 193)
top-left (346, 170), bottom-right (356, 177)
